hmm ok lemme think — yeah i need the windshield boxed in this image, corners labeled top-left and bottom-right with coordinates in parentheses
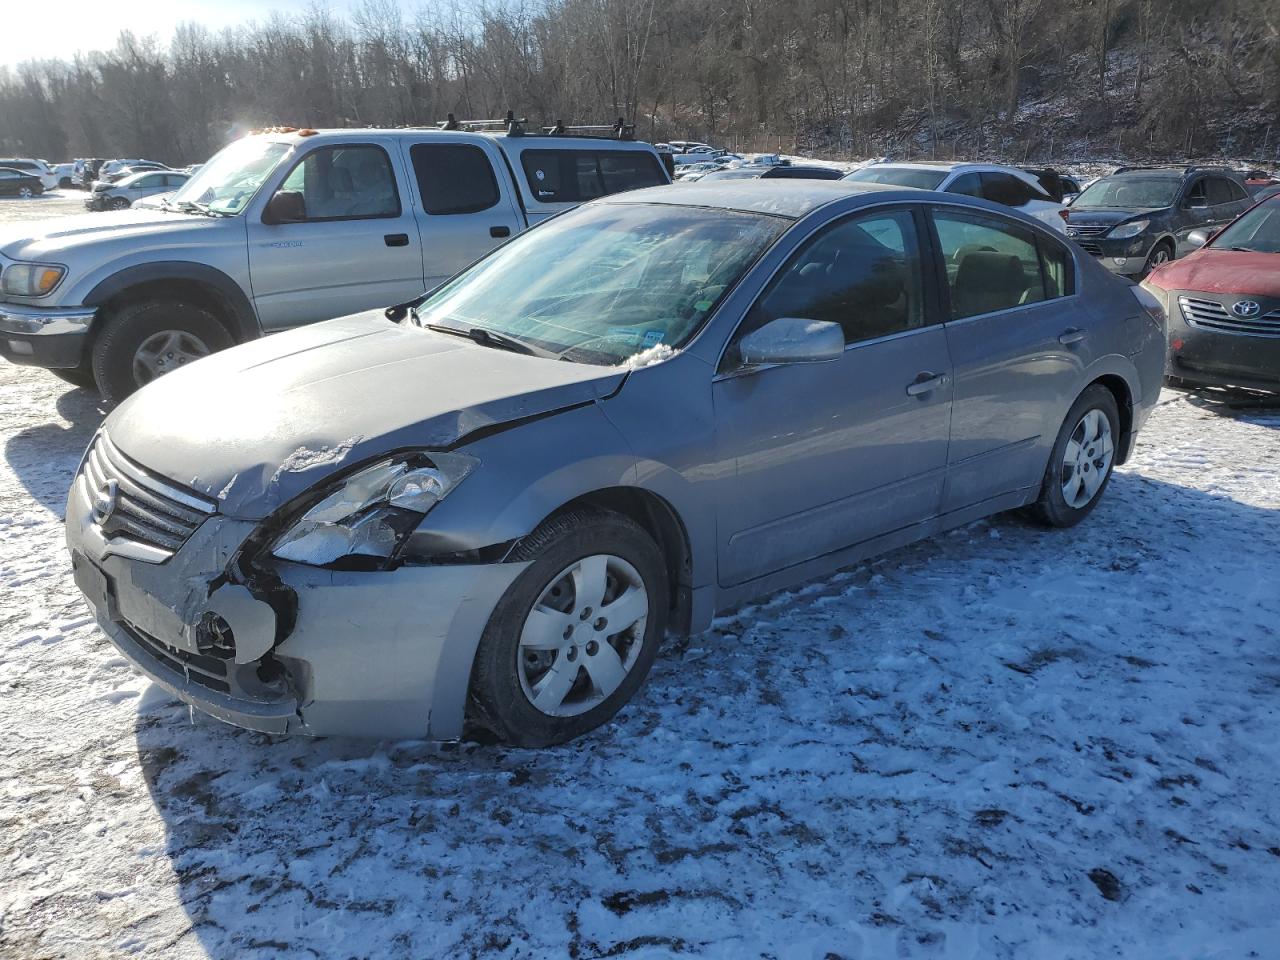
top-left (1210, 201), bottom-right (1280, 253)
top-left (169, 138), bottom-right (291, 215)
top-left (843, 167), bottom-right (947, 190)
top-left (416, 202), bottom-right (788, 364)
top-left (1073, 176), bottom-right (1180, 209)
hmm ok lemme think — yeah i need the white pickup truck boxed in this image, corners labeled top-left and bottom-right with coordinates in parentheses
top-left (0, 121), bottom-right (671, 402)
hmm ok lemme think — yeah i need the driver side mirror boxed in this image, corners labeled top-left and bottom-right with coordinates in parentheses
top-left (737, 317), bottom-right (845, 367)
top-left (262, 190), bottom-right (307, 224)
top-left (1187, 229), bottom-right (1212, 249)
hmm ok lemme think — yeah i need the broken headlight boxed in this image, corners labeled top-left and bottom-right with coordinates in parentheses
top-left (271, 453), bottom-right (477, 566)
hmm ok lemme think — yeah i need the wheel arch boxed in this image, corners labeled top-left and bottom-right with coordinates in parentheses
top-left (83, 262), bottom-right (260, 343)
top-left (1084, 372), bottom-right (1135, 464)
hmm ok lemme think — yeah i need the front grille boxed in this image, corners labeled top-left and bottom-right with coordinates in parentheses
top-left (1179, 296), bottom-right (1280, 338)
top-left (81, 432), bottom-right (216, 559)
top-left (122, 620), bottom-right (231, 694)
top-left (1067, 224), bottom-right (1111, 237)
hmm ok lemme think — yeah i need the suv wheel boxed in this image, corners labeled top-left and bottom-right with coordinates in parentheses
top-left (91, 299), bottom-right (234, 405)
top-left (468, 508), bottom-right (668, 747)
top-left (1029, 384), bottom-right (1120, 528)
top-left (1141, 241), bottom-right (1173, 277)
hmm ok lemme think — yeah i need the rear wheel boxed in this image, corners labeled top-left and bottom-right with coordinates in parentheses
top-left (91, 299), bottom-right (234, 405)
top-left (1029, 384), bottom-right (1120, 528)
top-left (468, 508), bottom-right (668, 747)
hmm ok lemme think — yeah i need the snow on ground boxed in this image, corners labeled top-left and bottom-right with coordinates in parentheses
top-left (2, 207), bottom-right (1280, 959)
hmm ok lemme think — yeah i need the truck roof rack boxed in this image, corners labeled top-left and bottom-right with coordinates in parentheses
top-left (542, 118), bottom-right (635, 141)
top-left (438, 111), bottom-right (527, 136)
top-left (435, 112), bottom-right (636, 141)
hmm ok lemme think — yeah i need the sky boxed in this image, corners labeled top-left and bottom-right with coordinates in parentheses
top-left (0, 0), bottom-right (365, 68)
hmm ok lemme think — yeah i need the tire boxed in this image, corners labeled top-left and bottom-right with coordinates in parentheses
top-left (50, 363), bottom-right (97, 389)
top-left (109, 196), bottom-right (130, 210)
top-left (468, 508), bottom-right (669, 747)
top-left (18, 186), bottom-right (33, 199)
top-left (90, 299), bottom-right (234, 405)
top-left (1029, 384), bottom-right (1120, 528)
top-left (1140, 241), bottom-right (1174, 278)
top-left (59, 177), bottom-right (72, 189)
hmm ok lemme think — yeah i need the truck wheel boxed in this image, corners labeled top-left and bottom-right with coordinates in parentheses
top-left (91, 299), bottom-right (234, 405)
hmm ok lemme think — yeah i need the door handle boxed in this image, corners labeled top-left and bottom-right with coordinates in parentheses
top-left (384, 233), bottom-right (409, 247)
top-left (905, 372), bottom-right (947, 396)
top-left (490, 225), bottom-right (511, 238)
top-left (1058, 328), bottom-right (1086, 345)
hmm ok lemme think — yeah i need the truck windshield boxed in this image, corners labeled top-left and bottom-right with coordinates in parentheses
top-left (1073, 177), bottom-right (1180, 209)
top-left (169, 139), bottom-right (291, 215)
top-left (416, 202), bottom-right (788, 365)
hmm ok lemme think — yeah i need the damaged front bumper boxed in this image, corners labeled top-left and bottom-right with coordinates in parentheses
top-left (65, 467), bottom-right (530, 739)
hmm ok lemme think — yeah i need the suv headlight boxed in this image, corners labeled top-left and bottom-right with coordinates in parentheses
top-left (1107, 219), bottom-right (1149, 240)
top-left (271, 452), bottom-right (477, 566)
top-left (2, 262), bottom-right (66, 297)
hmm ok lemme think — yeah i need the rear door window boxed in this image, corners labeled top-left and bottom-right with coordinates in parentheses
top-left (410, 143), bottom-right (500, 215)
top-left (520, 149), bottom-right (666, 203)
top-left (1205, 177), bottom-right (1242, 206)
top-left (980, 172), bottom-right (1035, 207)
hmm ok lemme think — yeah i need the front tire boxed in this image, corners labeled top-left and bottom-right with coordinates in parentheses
top-left (468, 508), bottom-right (668, 747)
top-left (109, 196), bottom-right (130, 210)
top-left (90, 299), bottom-right (233, 405)
top-left (1140, 241), bottom-right (1173, 278)
top-left (1029, 384), bottom-right (1120, 528)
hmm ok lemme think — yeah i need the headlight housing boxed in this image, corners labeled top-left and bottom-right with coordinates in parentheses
top-left (1107, 220), bottom-right (1150, 240)
top-left (270, 452), bottom-right (477, 567)
top-left (2, 262), bottom-right (66, 297)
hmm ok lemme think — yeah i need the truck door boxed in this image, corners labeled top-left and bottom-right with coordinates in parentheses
top-left (247, 139), bottom-right (426, 331)
top-left (402, 139), bottom-right (524, 291)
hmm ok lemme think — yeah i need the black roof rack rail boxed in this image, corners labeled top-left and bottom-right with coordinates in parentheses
top-left (1112, 163), bottom-right (1237, 176)
top-left (437, 111), bottom-right (526, 136)
top-left (542, 118), bottom-right (635, 141)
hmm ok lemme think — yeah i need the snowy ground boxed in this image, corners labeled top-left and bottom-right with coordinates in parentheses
top-left (2, 211), bottom-right (1280, 960)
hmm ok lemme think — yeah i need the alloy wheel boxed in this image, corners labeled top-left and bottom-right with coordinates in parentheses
top-left (517, 554), bottom-right (649, 717)
top-left (132, 330), bottom-right (212, 386)
top-left (18, 187), bottom-right (32, 198)
top-left (1060, 408), bottom-right (1114, 509)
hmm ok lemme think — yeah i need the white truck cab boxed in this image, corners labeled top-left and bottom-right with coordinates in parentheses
top-left (0, 118), bottom-right (671, 402)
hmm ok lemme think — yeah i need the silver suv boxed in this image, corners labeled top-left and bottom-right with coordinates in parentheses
top-left (0, 123), bottom-right (670, 402)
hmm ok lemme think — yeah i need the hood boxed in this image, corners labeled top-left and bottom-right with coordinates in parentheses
top-left (0, 208), bottom-right (217, 261)
top-left (104, 312), bottom-right (628, 519)
top-left (1064, 208), bottom-right (1157, 227)
top-left (1146, 248), bottom-right (1280, 297)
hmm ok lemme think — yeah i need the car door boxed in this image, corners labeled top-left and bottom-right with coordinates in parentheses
top-left (712, 206), bottom-right (953, 586)
top-left (247, 140), bottom-right (426, 331)
top-left (1206, 176), bottom-right (1251, 232)
top-left (130, 174), bottom-right (163, 200)
top-left (402, 139), bottom-right (523, 291)
top-left (930, 206), bottom-right (1090, 511)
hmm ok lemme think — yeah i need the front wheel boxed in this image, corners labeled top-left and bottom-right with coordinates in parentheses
top-left (1140, 241), bottom-right (1173, 278)
top-left (468, 508), bottom-right (668, 747)
top-left (109, 196), bottom-right (130, 210)
top-left (1029, 384), bottom-right (1120, 527)
top-left (18, 186), bottom-right (33, 199)
top-left (90, 299), bottom-right (234, 405)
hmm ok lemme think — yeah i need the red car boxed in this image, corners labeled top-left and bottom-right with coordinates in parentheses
top-left (1144, 193), bottom-right (1280, 392)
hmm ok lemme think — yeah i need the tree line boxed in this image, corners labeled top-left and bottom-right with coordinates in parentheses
top-left (0, 0), bottom-right (1275, 167)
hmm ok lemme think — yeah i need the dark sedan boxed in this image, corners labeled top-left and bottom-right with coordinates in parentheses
top-left (0, 167), bottom-right (44, 198)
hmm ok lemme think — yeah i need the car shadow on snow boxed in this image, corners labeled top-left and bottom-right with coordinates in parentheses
top-left (126, 467), bottom-right (1280, 958)
top-left (1172, 383), bottom-right (1280, 423)
top-left (3, 381), bottom-right (104, 513)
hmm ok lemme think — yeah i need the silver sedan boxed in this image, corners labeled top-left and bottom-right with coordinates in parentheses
top-left (65, 181), bottom-right (1167, 746)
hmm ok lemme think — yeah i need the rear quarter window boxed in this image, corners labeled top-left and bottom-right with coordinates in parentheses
top-left (520, 149), bottom-right (666, 204)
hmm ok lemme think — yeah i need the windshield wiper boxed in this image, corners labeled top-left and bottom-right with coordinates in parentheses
top-left (1229, 246), bottom-right (1257, 253)
top-left (424, 323), bottom-right (552, 358)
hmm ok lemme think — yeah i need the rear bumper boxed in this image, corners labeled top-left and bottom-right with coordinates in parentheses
top-left (0, 302), bottom-right (95, 368)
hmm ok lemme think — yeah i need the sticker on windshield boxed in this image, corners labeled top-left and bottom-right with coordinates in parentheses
top-left (642, 330), bottom-right (664, 347)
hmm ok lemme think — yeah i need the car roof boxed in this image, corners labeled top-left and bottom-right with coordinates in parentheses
top-left (602, 180), bottom-right (906, 218)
